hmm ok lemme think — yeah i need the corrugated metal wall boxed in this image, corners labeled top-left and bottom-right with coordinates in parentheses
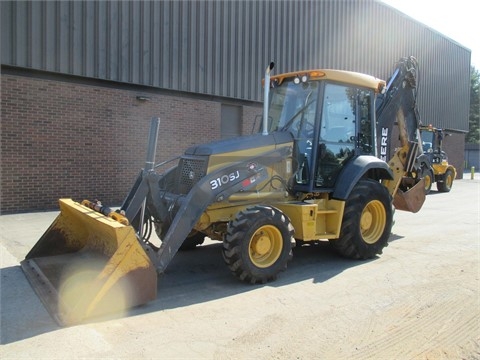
top-left (1, 0), bottom-right (471, 131)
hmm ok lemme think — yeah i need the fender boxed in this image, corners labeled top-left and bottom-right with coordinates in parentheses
top-left (332, 155), bottom-right (393, 200)
top-left (437, 164), bottom-right (457, 180)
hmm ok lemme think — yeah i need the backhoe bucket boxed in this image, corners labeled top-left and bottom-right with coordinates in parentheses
top-left (21, 198), bottom-right (157, 326)
top-left (393, 178), bottom-right (426, 213)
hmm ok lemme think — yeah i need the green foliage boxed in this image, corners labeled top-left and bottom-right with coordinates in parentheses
top-left (466, 66), bottom-right (480, 143)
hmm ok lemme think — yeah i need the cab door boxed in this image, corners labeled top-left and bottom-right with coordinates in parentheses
top-left (314, 83), bottom-right (375, 188)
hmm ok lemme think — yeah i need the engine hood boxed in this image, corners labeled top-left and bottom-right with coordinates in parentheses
top-left (184, 131), bottom-right (293, 156)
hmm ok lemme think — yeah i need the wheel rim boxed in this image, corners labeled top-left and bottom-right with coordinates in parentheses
top-left (360, 200), bottom-right (386, 244)
top-left (445, 173), bottom-right (453, 188)
top-left (248, 225), bottom-right (283, 268)
top-left (424, 174), bottom-right (432, 191)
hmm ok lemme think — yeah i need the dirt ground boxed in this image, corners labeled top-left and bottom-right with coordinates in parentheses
top-left (1, 175), bottom-right (479, 359)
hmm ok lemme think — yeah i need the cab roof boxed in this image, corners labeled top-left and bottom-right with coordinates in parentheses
top-left (269, 69), bottom-right (386, 93)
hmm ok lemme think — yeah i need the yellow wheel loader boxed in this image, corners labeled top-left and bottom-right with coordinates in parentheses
top-left (418, 124), bottom-right (457, 194)
top-left (22, 57), bottom-right (427, 325)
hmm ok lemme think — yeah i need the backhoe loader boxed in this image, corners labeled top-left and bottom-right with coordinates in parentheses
top-left (21, 56), bottom-right (426, 326)
top-left (418, 124), bottom-right (457, 193)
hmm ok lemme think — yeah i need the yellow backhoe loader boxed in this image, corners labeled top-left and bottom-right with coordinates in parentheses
top-left (21, 56), bottom-right (426, 325)
top-left (417, 124), bottom-right (457, 193)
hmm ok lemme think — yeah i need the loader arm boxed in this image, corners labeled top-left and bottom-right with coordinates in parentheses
top-left (114, 118), bottom-right (292, 273)
top-left (143, 146), bottom-right (291, 272)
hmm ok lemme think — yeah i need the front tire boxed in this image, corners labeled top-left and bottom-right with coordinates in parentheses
top-left (222, 205), bottom-right (294, 284)
top-left (437, 169), bottom-right (454, 192)
top-left (421, 167), bottom-right (434, 194)
top-left (330, 179), bottom-right (393, 259)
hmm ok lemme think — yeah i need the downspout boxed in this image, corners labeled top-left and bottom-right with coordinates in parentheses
top-left (262, 62), bottom-right (275, 135)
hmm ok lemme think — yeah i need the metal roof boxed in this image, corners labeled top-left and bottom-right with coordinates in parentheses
top-left (1, 0), bottom-right (471, 131)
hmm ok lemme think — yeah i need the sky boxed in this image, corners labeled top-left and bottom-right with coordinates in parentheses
top-left (381, 0), bottom-right (479, 69)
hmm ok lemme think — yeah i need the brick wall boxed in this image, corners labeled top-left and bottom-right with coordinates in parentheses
top-left (3, 72), bottom-right (464, 213)
top-left (441, 133), bottom-right (466, 177)
top-left (1, 73), bottom-right (261, 213)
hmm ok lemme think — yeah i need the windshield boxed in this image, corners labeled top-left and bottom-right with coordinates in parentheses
top-left (420, 130), bottom-right (435, 153)
top-left (266, 80), bottom-right (319, 134)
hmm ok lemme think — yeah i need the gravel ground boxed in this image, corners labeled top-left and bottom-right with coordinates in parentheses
top-left (1, 174), bottom-right (479, 359)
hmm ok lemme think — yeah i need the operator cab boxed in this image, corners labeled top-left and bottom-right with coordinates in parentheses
top-left (266, 70), bottom-right (383, 192)
top-left (420, 126), bottom-right (448, 164)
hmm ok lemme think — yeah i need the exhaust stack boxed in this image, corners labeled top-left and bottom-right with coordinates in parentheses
top-left (144, 117), bottom-right (160, 171)
top-left (262, 62), bottom-right (275, 135)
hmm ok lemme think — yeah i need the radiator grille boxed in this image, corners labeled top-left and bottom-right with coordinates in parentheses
top-left (177, 156), bottom-right (208, 194)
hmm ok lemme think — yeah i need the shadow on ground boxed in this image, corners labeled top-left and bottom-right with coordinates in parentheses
top-left (1, 240), bottom-right (379, 344)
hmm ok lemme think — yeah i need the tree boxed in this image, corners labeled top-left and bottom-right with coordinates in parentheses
top-left (466, 66), bottom-right (480, 143)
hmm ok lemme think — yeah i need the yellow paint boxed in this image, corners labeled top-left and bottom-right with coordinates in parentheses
top-left (23, 198), bottom-right (157, 325)
top-left (276, 198), bottom-right (345, 240)
top-left (270, 69), bottom-right (385, 93)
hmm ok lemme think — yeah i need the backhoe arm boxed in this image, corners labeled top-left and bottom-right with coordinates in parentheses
top-left (376, 56), bottom-right (425, 212)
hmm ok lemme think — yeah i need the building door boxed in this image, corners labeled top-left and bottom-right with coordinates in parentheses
top-left (221, 104), bottom-right (242, 139)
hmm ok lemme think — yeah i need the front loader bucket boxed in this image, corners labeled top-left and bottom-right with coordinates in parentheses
top-left (20, 199), bottom-right (157, 326)
top-left (393, 178), bottom-right (426, 213)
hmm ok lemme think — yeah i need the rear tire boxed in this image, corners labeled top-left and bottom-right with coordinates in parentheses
top-left (330, 179), bottom-right (393, 259)
top-left (437, 169), bottom-right (454, 192)
top-left (222, 205), bottom-right (294, 284)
